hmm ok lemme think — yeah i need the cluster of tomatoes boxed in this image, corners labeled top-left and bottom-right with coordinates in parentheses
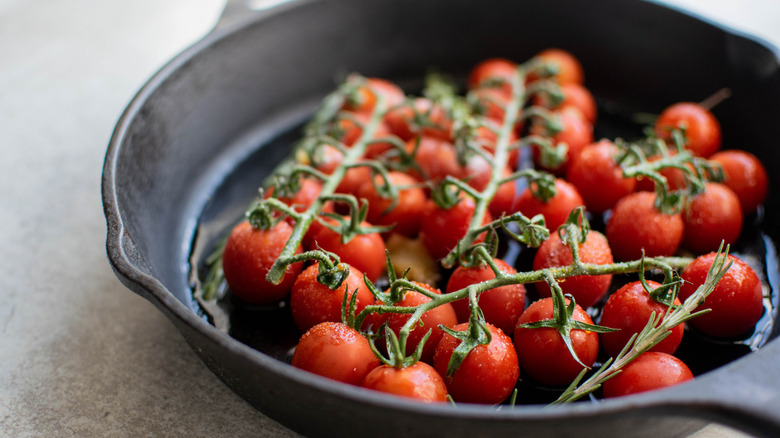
top-left (215, 48), bottom-right (769, 406)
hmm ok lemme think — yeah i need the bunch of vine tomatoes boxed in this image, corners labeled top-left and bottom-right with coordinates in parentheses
top-left (213, 48), bottom-right (769, 406)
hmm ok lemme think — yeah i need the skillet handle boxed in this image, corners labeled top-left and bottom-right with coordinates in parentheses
top-left (216, 0), bottom-right (299, 29)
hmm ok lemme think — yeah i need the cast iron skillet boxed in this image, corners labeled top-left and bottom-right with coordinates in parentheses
top-left (103, 0), bottom-right (780, 436)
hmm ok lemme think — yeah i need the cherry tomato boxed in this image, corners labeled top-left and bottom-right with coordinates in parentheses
top-left (602, 352), bottom-right (693, 398)
top-left (530, 48), bottom-right (584, 85)
top-left (514, 297), bottom-right (599, 386)
top-left (382, 282), bottom-right (458, 364)
top-left (291, 322), bottom-right (381, 386)
top-left (566, 140), bottom-right (636, 214)
top-left (530, 106), bottom-right (594, 175)
top-left (467, 57), bottom-right (518, 96)
top-left (532, 230), bottom-right (614, 308)
top-left (222, 220), bottom-right (303, 306)
top-left (512, 178), bottom-right (585, 232)
top-left (682, 182), bottom-right (743, 254)
top-left (680, 253), bottom-right (764, 338)
top-left (361, 361), bottom-right (448, 402)
top-left (337, 112), bottom-right (395, 158)
top-left (384, 98), bottom-right (452, 142)
top-left (710, 150), bottom-right (769, 214)
top-left (342, 77), bottom-right (405, 115)
top-left (446, 258), bottom-right (526, 335)
top-left (419, 196), bottom-right (492, 260)
top-left (471, 87), bottom-right (511, 122)
top-left (290, 262), bottom-right (373, 333)
top-left (357, 171), bottom-right (427, 238)
top-left (534, 82), bottom-right (597, 124)
top-left (598, 280), bottom-right (684, 358)
top-left (606, 191), bottom-right (683, 261)
top-left (461, 156), bottom-right (517, 218)
top-left (405, 136), bottom-right (461, 184)
top-left (433, 323), bottom-right (519, 404)
top-left (309, 217), bottom-right (387, 282)
top-left (633, 151), bottom-right (693, 193)
top-left (655, 102), bottom-right (721, 158)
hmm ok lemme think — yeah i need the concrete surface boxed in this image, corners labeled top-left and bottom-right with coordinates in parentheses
top-left (0, 0), bottom-right (776, 437)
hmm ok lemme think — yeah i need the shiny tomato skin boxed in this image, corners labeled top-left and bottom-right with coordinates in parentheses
top-left (462, 156), bottom-right (517, 218)
top-left (222, 221), bottom-right (303, 306)
top-left (405, 136), bottom-right (461, 184)
top-left (655, 102), bottom-right (721, 158)
top-left (512, 178), bottom-right (585, 232)
top-left (514, 297), bottom-right (599, 386)
top-left (290, 262), bottom-right (373, 333)
top-left (599, 281), bottom-right (684, 358)
top-left (602, 352), bottom-right (693, 398)
top-left (446, 258), bottom-right (526, 335)
top-left (361, 362), bottom-right (448, 403)
top-left (467, 57), bottom-right (518, 96)
top-left (433, 323), bottom-right (519, 404)
top-left (530, 48), bottom-right (585, 85)
top-left (566, 140), bottom-right (636, 214)
top-left (606, 191), bottom-right (683, 261)
top-left (309, 217), bottom-right (386, 282)
top-left (710, 150), bottom-right (769, 214)
top-left (357, 171), bottom-right (427, 238)
top-left (419, 196), bottom-right (492, 260)
top-left (682, 182), bottom-right (743, 254)
top-left (383, 282), bottom-right (458, 364)
top-left (531, 106), bottom-right (594, 175)
top-left (532, 230), bottom-right (614, 309)
top-left (680, 253), bottom-right (764, 338)
top-left (291, 322), bottom-right (381, 386)
top-left (384, 98), bottom-right (452, 142)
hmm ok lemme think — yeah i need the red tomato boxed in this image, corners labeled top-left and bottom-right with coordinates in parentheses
top-left (512, 178), bottom-right (585, 232)
top-left (290, 262), bottom-right (373, 333)
top-left (357, 171), bottom-right (427, 238)
top-left (461, 156), bottom-right (518, 218)
top-left (680, 253), bottom-right (764, 338)
top-left (534, 83), bottom-right (597, 124)
top-left (598, 281), bottom-right (684, 358)
top-left (530, 48), bottom-right (585, 85)
top-left (337, 112), bottom-right (395, 158)
top-left (606, 191), bottom-right (683, 261)
top-left (471, 87), bottom-right (511, 122)
top-left (433, 323), bottom-right (519, 404)
top-left (382, 282), bottom-right (458, 364)
top-left (655, 102), bottom-right (721, 158)
top-left (514, 297), bottom-right (599, 386)
top-left (446, 258), bottom-right (526, 335)
top-left (222, 221), bottom-right (303, 306)
top-left (291, 322), bottom-right (381, 386)
top-left (467, 57), bottom-right (518, 96)
top-left (682, 182), bottom-right (743, 254)
top-left (602, 352), bottom-right (693, 398)
top-left (531, 106), bottom-right (594, 175)
top-left (566, 140), bottom-right (636, 214)
top-left (361, 361), bottom-right (448, 402)
top-left (342, 77), bottom-right (405, 115)
top-left (384, 98), bottom-right (452, 142)
top-left (532, 230), bottom-right (614, 309)
top-left (405, 136), bottom-right (461, 184)
top-left (710, 150), bottom-right (769, 214)
top-left (309, 217), bottom-right (387, 282)
top-left (633, 151), bottom-right (693, 193)
top-left (419, 196), bottom-right (492, 260)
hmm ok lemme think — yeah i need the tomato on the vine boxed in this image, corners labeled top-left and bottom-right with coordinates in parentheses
top-left (532, 229), bottom-right (614, 309)
top-left (512, 178), bottom-right (585, 232)
top-left (309, 217), bottom-right (387, 282)
top-left (419, 196), bottom-right (492, 261)
top-left (598, 280), bottom-right (684, 358)
top-left (680, 253), bottom-right (764, 338)
top-left (534, 82), bottom-right (597, 124)
top-left (654, 102), bottom-right (721, 158)
top-left (602, 352), bottom-right (693, 398)
top-left (529, 48), bottom-right (584, 85)
top-left (433, 323), bottom-right (519, 404)
top-left (446, 258), bottom-right (526, 335)
top-left (606, 191), bottom-right (683, 261)
top-left (361, 361), bottom-right (448, 402)
top-left (682, 182), bottom-right (743, 254)
top-left (384, 98), bottom-right (453, 142)
top-left (357, 171), bottom-right (427, 238)
top-left (710, 149), bottom-right (768, 214)
top-left (222, 220), bottom-right (303, 306)
top-left (467, 57), bottom-right (518, 96)
top-left (342, 77), bottom-right (405, 115)
top-left (291, 322), bottom-right (380, 386)
top-left (566, 140), bottom-right (636, 214)
top-left (531, 106), bottom-right (594, 174)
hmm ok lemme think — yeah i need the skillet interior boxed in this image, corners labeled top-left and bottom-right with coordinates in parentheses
top-left (104, 0), bottom-right (780, 436)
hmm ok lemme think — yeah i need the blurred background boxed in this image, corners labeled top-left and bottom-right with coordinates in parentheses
top-left (0, 1), bottom-right (777, 436)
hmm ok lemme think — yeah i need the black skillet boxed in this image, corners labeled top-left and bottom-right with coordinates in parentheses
top-left (103, 0), bottom-right (780, 436)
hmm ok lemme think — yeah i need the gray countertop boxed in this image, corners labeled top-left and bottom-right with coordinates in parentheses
top-left (1, 0), bottom-right (777, 436)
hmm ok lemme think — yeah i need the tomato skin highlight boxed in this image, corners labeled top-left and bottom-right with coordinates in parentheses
top-left (292, 322), bottom-right (381, 386)
top-left (446, 258), bottom-right (526, 335)
top-left (532, 230), bottom-right (614, 309)
top-left (680, 253), bottom-right (764, 338)
top-left (602, 352), bottom-right (693, 398)
top-left (655, 102), bottom-right (721, 158)
top-left (513, 297), bottom-right (599, 386)
top-left (512, 178), bottom-right (585, 232)
top-left (566, 140), bottom-right (636, 214)
top-left (598, 281), bottom-right (684, 358)
top-left (606, 191), bottom-right (683, 261)
top-left (710, 149), bottom-right (769, 214)
top-left (361, 362), bottom-right (448, 403)
top-left (290, 263), bottom-right (373, 333)
top-left (433, 323), bottom-right (519, 404)
top-left (222, 221), bottom-right (303, 306)
top-left (682, 182), bottom-right (743, 254)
